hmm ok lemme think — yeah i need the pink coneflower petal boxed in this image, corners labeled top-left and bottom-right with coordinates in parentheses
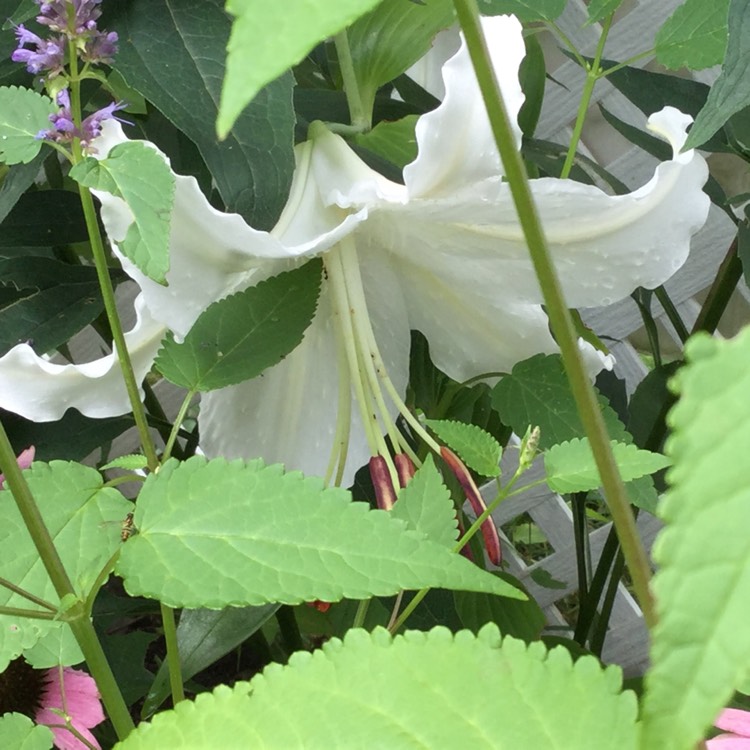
top-left (0, 445), bottom-right (35, 489)
top-left (706, 736), bottom-right (750, 749)
top-left (35, 667), bottom-right (104, 750)
top-left (715, 709), bottom-right (750, 737)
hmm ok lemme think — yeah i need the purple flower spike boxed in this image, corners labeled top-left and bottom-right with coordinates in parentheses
top-left (37, 0), bottom-right (103, 36)
top-left (11, 23), bottom-right (65, 75)
top-left (82, 29), bottom-right (118, 64)
top-left (81, 100), bottom-right (127, 146)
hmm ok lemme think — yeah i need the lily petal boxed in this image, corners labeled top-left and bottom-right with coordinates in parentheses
top-left (404, 14), bottom-right (525, 200)
top-left (0, 294), bottom-right (164, 421)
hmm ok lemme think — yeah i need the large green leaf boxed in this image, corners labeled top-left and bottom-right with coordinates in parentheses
top-left (0, 257), bottom-right (108, 357)
top-left (683, 0), bottom-right (750, 150)
top-left (391, 455), bottom-right (458, 548)
top-left (0, 86), bottom-right (56, 164)
top-left (104, 0), bottom-right (295, 230)
top-left (142, 604), bottom-right (278, 718)
top-left (70, 142), bottom-right (175, 284)
top-left (0, 713), bottom-right (52, 750)
top-left (0, 190), bottom-right (89, 247)
top-left (655, 0), bottom-right (730, 69)
top-left (642, 327), bottom-right (750, 750)
top-left (116, 457), bottom-right (524, 608)
top-left (218, 0), bottom-right (383, 137)
top-left (114, 625), bottom-right (638, 749)
top-left (0, 151), bottom-right (48, 224)
top-left (155, 260), bottom-right (322, 391)
top-left (586, 0), bottom-right (624, 23)
top-left (347, 0), bottom-right (455, 116)
top-left (544, 439), bottom-right (671, 494)
top-left (491, 354), bottom-right (629, 449)
top-left (353, 115), bottom-right (418, 170)
top-left (0, 461), bottom-right (132, 670)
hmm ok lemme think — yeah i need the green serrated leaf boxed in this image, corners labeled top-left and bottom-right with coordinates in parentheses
top-left (477, 0), bottom-right (566, 21)
top-left (105, 0), bottom-right (295, 230)
top-left (655, 0), bottom-right (730, 70)
top-left (100, 454), bottom-right (148, 471)
top-left (69, 142), bottom-right (175, 284)
top-left (218, 0), bottom-right (382, 138)
top-left (348, 0), bottom-right (456, 115)
top-left (585, 0), bottom-right (624, 23)
top-left (116, 457), bottom-right (524, 608)
top-left (391, 455), bottom-right (457, 547)
top-left (642, 327), bottom-right (750, 750)
top-left (155, 260), bottom-right (322, 391)
top-left (0, 713), bottom-right (53, 750)
top-left (682, 0), bottom-right (750, 150)
top-left (491, 353), bottom-right (629, 450)
top-left (0, 86), bottom-right (56, 164)
top-left (353, 115), bottom-right (418, 169)
top-left (0, 461), bottom-right (131, 669)
top-left (544, 439), bottom-right (671, 494)
top-left (425, 418), bottom-right (502, 477)
top-left (115, 625), bottom-right (638, 749)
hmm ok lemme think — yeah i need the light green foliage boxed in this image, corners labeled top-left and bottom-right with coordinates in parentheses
top-left (0, 87), bottom-right (56, 164)
top-left (391, 455), bottom-right (458, 548)
top-left (0, 462), bottom-right (131, 670)
top-left (218, 0), bottom-right (383, 137)
top-left (348, 0), bottom-right (455, 115)
top-left (642, 328), bottom-right (750, 750)
top-left (586, 0), bottom-right (624, 23)
top-left (544, 438), bottom-right (671, 494)
top-left (476, 0), bottom-right (566, 21)
top-left (353, 115), bottom-right (418, 169)
top-left (683, 0), bottom-right (750, 150)
top-left (425, 418), bottom-right (502, 477)
top-left (155, 260), bottom-right (322, 391)
top-left (655, 0), bottom-right (730, 69)
top-left (115, 457), bottom-right (524, 608)
top-left (69, 142), bottom-right (175, 284)
top-left (100, 454), bottom-right (148, 471)
top-left (0, 713), bottom-right (52, 750)
top-left (114, 625), bottom-right (638, 749)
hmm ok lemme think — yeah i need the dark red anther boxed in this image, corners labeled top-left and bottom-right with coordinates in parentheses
top-left (306, 600), bottom-right (331, 613)
top-left (441, 446), bottom-right (502, 565)
top-left (369, 455), bottom-right (397, 511)
top-left (394, 453), bottom-right (416, 488)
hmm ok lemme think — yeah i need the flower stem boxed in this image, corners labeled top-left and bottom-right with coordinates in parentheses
top-left (162, 391), bottom-right (195, 463)
top-left (559, 13), bottom-right (614, 180)
top-left (0, 418), bottom-right (135, 738)
top-left (0, 576), bottom-right (58, 611)
top-left (334, 31), bottom-right (370, 131)
top-left (451, 0), bottom-right (656, 630)
top-left (160, 602), bottom-right (185, 704)
top-left (0, 606), bottom-right (57, 620)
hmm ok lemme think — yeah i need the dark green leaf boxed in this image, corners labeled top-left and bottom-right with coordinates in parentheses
top-left (0, 151), bottom-right (48, 224)
top-left (477, 0), bottom-right (566, 20)
top-left (627, 361), bottom-right (681, 451)
top-left (586, 0), bottom-right (623, 23)
top-left (0, 190), bottom-right (88, 247)
top-left (156, 260), bottom-right (322, 392)
top-left (517, 33), bottom-right (545, 138)
top-left (104, 0), bottom-right (295, 230)
top-left (353, 115), bottom-right (418, 170)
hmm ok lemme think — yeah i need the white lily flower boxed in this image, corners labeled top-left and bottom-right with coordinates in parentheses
top-left (0, 15), bottom-right (709, 486)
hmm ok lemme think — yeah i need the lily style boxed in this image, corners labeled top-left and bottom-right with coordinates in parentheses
top-left (0, 15), bottom-right (710, 486)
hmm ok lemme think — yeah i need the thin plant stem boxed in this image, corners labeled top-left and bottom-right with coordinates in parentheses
top-left (162, 391), bottom-right (196, 462)
top-left (654, 286), bottom-right (689, 344)
top-left (692, 236), bottom-right (742, 335)
top-left (571, 493), bottom-right (589, 601)
top-left (160, 602), bottom-right (185, 704)
top-left (590, 547), bottom-right (625, 656)
top-left (0, 419), bottom-right (135, 738)
top-left (0, 606), bottom-right (58, 620)
top-left (352, 599), bottom-right (370, 629)
top-left (599, 48), bottom-right (656, 78)
top-left (548, 22), bottom-right (586, 68)
top-left (276, 606), bottom-right (305, 654)
top-left (559, 13), bottom-right (614, 180)
top-left (0, 576), bottom-right (58, 611)
top-left (451, 0), bottom-right (656, 630)
top-left (386, 591), bottom-right (404, 630)
top-left (632, 290), bottom-right (663, 368)
top-left (67, 43), bottom-right (160, 472)
top-left (334, 31), bottom-right (370, 130)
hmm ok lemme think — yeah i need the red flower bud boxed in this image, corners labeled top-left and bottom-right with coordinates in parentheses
top-left (369, 455), bottom-right (397, 510)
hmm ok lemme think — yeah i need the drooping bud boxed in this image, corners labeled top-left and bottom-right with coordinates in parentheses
top-left (394, 453), bottom-right (416, 489)
top-left (441, 446), bottom-right (502, 565)
top-left (369, 455), bottom-right (397, 511)
top-left (519, 425), bottom-right (541, 472)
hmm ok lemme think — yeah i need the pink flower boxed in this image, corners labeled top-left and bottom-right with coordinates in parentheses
top-left (707, 708), bottom-right (750, 749)
top-left (35, 666), bottom-right (105, 750)
top-left (0, 445), bottom-right (35, 489)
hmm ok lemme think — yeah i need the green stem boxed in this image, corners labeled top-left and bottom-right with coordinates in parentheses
top-left (0, 576), bottom-right (58, 611)
top-left (692, 236), bottom-right (742, 335)
top-left (599, 49), bottom-right (656, 78)
top-left (160, 602), bottom-right (185, 704)
top-left (276, 606), bottom-right (304, 654)
top-left (162, 391), bottom-right (195, 462)
top-left (559, 13), bottom-right (614, 180)
top-left (0, 606), bottom-right (58, 620)
top-left (352, 599), bottom-right (370, 629)
top-left (0, 419), bottom-right (135, 739)
top-left (654, 286), bottom-right (689, 344)
top-left (452, 0), bottom-right (656, 630)
top-left (67, 44), bottom-right (160, 472)
top-left (334, 31), bottom-right (370, 131)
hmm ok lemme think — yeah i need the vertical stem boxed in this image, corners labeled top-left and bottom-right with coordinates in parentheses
top-left (352, 599), bottom-right (370, 629)
top-left (276, 606), bottom-right (304, 654)
top-left (162, 391), bottom-right (195, 463)
top-left (160, 602), bottom-right (184, 704)
top-left (451, 0), bottom-right (656, 629)
top-left (559, 14), bottom-right (614, 180)
top-left (0, 419), bottom-right (134, 738)
top-left (692, 236), bottom-right (742, 335)
top-left (334, 31), bottom-right (370, 130)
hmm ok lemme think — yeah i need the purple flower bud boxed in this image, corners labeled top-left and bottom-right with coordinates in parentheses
top-left (11, 24), bottom-right (65, 75)
top-left (82, 29), bottom-right (118, 64)
top-left (37, 0), bottom-right (103, 36)
top-left (81, 100), bottom-right (127, 145)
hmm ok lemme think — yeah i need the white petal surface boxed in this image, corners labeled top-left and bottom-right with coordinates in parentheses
top-left (404, 26), bottom-right (462, 100)
top-left (404, 15), bottom-right (525, 200)
top-left (0, 295), bottom-right (164, 421)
